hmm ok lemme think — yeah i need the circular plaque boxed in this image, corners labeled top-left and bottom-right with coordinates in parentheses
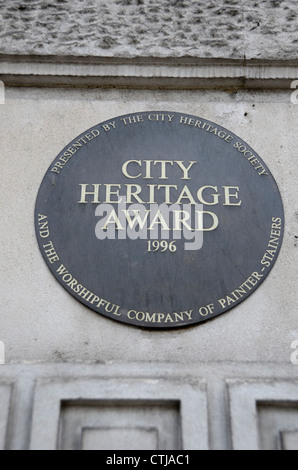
top-left (35, 111), bottom-right (284, 329)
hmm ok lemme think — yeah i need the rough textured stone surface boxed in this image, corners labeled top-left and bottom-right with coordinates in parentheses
top-left (0, 0), bottom-right (297, 60)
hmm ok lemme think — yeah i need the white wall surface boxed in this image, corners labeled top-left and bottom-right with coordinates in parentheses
top-left (1, 86), bottom-right (297, 365)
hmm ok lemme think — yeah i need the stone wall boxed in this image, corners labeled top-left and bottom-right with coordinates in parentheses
top-left (1, 0), bottom-right (298, 451)
top-left (0, 0), bottom-right (297, 60)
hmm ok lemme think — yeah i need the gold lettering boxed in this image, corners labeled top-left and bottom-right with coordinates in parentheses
top-left (146, 184), bottom-right (157, 204)
top-left (182, 309), bottom-right (194, 320)
top-left (38, 214), bottom-right (50, 238)
top-left (175, 161), bottom-right (197, 179)
top-left (112, 305), bottom-right (121, 316)
top-left (173, 210), bottom-right (192, 231)
top-left (173, 312), bottom-right (184, 322)
top-left (125, 184), bottom-right (145, 204)
top-left (157, 313), bottom-right (165, 323)
top-left (126, 310), bottom-right (194, 324)
top-left (122, 160), bottom-right (142, 179)
top-left (78, 184), bottom-right (101, 204)
top-left (176, 185), bottom-right (196, 205)
top-left (198, 304), bottom-right (215, 316)
top-left (128, 310), bottom-right (136, 320)
top-left (223, 186), bottom-right (242, 206)
top-left (97, 299), bottom-right (107, 308)
top-left (43, 240), bottom-right (59, 264)
top-left (148, 211), bottom-right (170, 231)
top-left (157, 185), bottom-right (177, 204)
top-left (145, 312), bottom-right (157, 323)
top-left (218, 271), bottom-right (264, 309)
top-left (196, 211), bottom-right (219, 231)
top-left (154, 160), bottom-right (174, 179)
top-left (104, 184), bottom-right (121, 203)
top-left (165, 314), bottom-right (175, 323)
top-left (121, 115), bottom-right (144, 125)
top-left (144, 160), bottom-right (153, 179)
top-left (89, 295), bottom-right (100, 305)
top-left (197, 186), bottom-right (220, 205)
top-left (123, 210), bottom-right (150, 230)
top-left (103, 210), bottom-right (124, 230)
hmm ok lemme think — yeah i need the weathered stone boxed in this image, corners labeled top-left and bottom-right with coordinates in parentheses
top-left (0, 0), bottom-right (296, 60)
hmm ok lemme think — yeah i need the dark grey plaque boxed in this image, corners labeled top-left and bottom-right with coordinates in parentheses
top-left (35, 111), bottom-right (284, 329)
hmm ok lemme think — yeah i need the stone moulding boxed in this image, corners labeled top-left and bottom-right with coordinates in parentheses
top-left (0, 55), bottom-right (298, 89)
